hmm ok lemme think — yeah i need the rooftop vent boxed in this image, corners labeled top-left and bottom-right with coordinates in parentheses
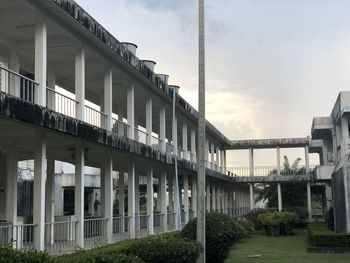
top-left (121, 42), bottom-right (138, 55)
top-left (141, 60), bottom-right (156, 72)
top-left (157, 74), bottom-right (169, 84)
top-left (169, 85), bottom-right (180, 94)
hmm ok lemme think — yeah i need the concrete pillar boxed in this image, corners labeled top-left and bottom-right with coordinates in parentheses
top-left (182, 123), bottom-right (188, 160)
top-left (223, 150), bottom-right (227, 174)
top-left (119, 172), bottom-right (125, 231)
top-left (159, 170), bottom-right (167, 231)
top-left (277, 147), bottom-right (282, 211)
top-left (183, 175), bottom-right (189, 224)
top-left (191, 129), bottom-right (196, 162)
top-left (128, 161), bottom-right (136, 238)
top-left (173, 175), bottom-right (180, 229)
top-left (127, 84), bottom-right (135, 140)
top-left (104, 154), bottom-right (113, 243)
top-left (212, 185), bottom-right (216, 211)
top-left (159, 106), bottom-right (166, 152)
top-left (249, 148), bottom-right (255, 210)
top-left (104, 66), bottom-right (113, 131)
top-left (147, 167), bottom-right (154, 234)
top-left (210, 143), bottom-right (215, 169)
top-left (205, 139), bottom-right (209, 167)
top-left (220, 149), bottom-right (225, 173)
top-left (75, 46), bottom-right (85, 121)
top-left (307, 182), bottom-right (312, 221)
top-left (5, 148), bottom-right (17, 225)
top-left (135, 174), bottom-right (140, 231)
top-left (45, 154), bottom-right (55, 244)
top-left (206, 183), bottom-right (211, 211)
top-left (35, 17), bottom-right (47, 106)
top-left (146, 97), bottom-right (152, 146)
top-left (191, 176), bottom-right (197, 218)
top-left (75, 145), bottom-right (85, 248)
top-left (168, 176), bottom-right (174, 212)
top-left (9, 48), bottom-right (20, 97)
top-left (216, 147), bottom-right (220, 172)
top-left (33, 138), bottom-right (46, 251)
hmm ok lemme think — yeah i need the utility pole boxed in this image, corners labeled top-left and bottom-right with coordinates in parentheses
top-left (197, 0), bottom-right (206, 262)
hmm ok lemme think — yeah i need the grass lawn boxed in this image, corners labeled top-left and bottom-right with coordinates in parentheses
top-left (226, 229), bottom-right (350, 263)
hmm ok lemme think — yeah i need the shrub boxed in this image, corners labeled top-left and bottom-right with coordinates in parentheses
top-left (238, 218), bottom-right (255, 236)
top-left (180, 212), bottom-right (245, 263)
top-left (122, 237), bottom-right (202, 263)
top-left (325, 207), bottom-right (334, 231)
top-left (244, 208), bottom-right (269, 230)
top-left (283, 207), bottom-right (308, 227)
top-left (74, 251), bottom-right (143, 263)
top-left (257, 211), bottom-right (299, 236)
top-left (0, 247), bottom-right (54, 263)
top-left (308, 223), bottom-right (350, 248)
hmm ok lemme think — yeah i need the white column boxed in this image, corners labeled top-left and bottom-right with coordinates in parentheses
top-left (305, 145), bottom-right (312, 220)
top-left (223, 150), bottom-right (227, 174)
top-left (75, 145), bottom-right (85, 248)
top-left (206, 183), bottom-right (211, 211)
top-left (5, 148), bottom-right (17, 224)
top-left (119, 172), bottom-right (125, 230)
top-left (220, 150), bottom-right (224, 173)
top-left (191, 176), bottom-right (197, 218)
top-left (33, 138), bottom-right (46, 251)
top-left (128, 161), bottom-right (136, 238)
top-left (104, 66), bottom-right (113, 131)
top-left (35, 18), bottom-right (47, 106)
top-left (277, 147), bottom-right (282, 211)
top-left (147, 167), bottom-right (154, 234)
top-left (182, 123), bottom-right (188, 160)
top-left (146, 97), bottom-right (153, 146)
top-left (191, 129), bottom-right (196, 162)
top-left (212, 185), bottom-right (216, 211)
top-left (159, 106), bottom-right (166, 152)
top-left (9, 48), bottom-right (20, 97)
top-left (168, 176), bottom-right (174, 212)
top-left (173, 175), bottom-right (180, 229)
top-left (127, 84), bottom-right (135, 140)
top-left (183, 175), bottom-right (189, 224)
top-left (135, 174), bottom-right (140, 231)
top-left (216, 147), bottom-right (220, 172)
top-left (45, 154), bottom-right (55, 244)
top-left (249, 148), bottom-right (255, 210)
top-left (104, 154), bottom-right (113, 243)
top-left (205, 139), bottom-right (209, 167)
top-left (210, 143), bottom-right (215, 169)
top-left (75, 46), bottom-right (85, 121)
top-left (160, 170), bottom-right (167, 231)
top-left (47, 69), bottom-right (56, 110)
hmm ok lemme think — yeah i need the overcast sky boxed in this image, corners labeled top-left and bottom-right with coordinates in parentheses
top-left (75, 0), bottom-right (350, 166)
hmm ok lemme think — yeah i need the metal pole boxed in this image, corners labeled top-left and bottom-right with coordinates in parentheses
top-left (197, 0), bottom-right (206, 262)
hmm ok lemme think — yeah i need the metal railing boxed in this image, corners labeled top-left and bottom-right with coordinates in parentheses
top-left (85, 105), bottom-right (108, 129)
top-left (45, 220), bottom-right (76, 252)
top-left (112, 216), bottom-right (130, 242)
top-left (0, 65), bottom-right (37, 103)
top-left (0, 223), bottom-right (35, 251)
top-left (136, 215), bottom-right (149, 230)
top-left (112, 118), bottom-right (129, 137)
top-left (227, 165), bottom-right (317, 177)
top-left (153, 213), bottom-right (164, 229)
top-left (46, 88), bottom-right (78, 118)
top-left (134, 128), bottom-right (147, 144)
top-left (84, 218), bottom-right (107, 246)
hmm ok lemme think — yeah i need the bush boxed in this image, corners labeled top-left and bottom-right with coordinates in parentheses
top-left (75, 251), bottom-right (143, 263)
top-left (325, 207), bottom-right (334, 231)
top-left (244, 208), bottom-right (269, 230)
top-left (283, 207), bottom-right (308, 227)
top-left (238, 218), bottom-right (255, 236)
top-left (180, 212), bottom-right (246, 263)
top-left (257, 211), bottom-right (299, 236)
top-left (308, 223), bottom-right (350, 248)
top-left (0, 247), bottom-right (53, 263)
top-left (122, 237), bottom-right (202, 263)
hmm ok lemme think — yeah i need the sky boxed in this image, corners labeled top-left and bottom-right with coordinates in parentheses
top-left (74, 0), bottom-right (350, 167)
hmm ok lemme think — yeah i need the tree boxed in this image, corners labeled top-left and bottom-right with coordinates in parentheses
top-left (256, 156), bottom-right (307, 208)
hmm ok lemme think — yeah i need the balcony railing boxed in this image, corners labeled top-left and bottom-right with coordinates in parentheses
top-left (85, 105), bottom-right (108, 129)
top-left (112, 216), bottom-right (130, 242)
top-left (134, 128), bottom-right (147, 144)
top-left (84, 217), bottom-right (107, 247)
top-left (0, 65), bottom-right (37, 103)
top-left (0, 223), bottom-right (35, 251)
top-left (45, 220), bottom-right (76, 252)
top-left (167, 212), bottom-right (176, 230)
top-left (112, 118), bottom-right (129, 137)
top-left (46, 88), bottom-right (78, 118)
top-left (227, 165), bottom-right (317, 177)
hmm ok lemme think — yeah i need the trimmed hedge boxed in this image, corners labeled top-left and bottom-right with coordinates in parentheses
top-left (258, 211), bottom-right (299, 236)
top-left (0, 247), bottom-right (54, 263)
top-left (180, 212), bottom-right (246, 263)
top-left (122, 237), bottom-right (202, 263)
top-left (308, 223), bottom-right (350, 248)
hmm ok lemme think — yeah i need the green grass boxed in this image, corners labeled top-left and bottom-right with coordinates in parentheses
top-left (225, 229), bottom-right (350, 263)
